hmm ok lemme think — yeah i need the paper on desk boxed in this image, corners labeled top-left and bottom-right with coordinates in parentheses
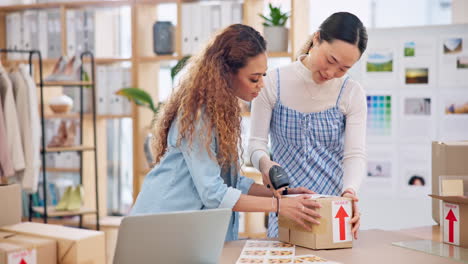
top-left (236, 240), bottom-right (295, 264)
top-left (293, 254), bottom-right (342, 263)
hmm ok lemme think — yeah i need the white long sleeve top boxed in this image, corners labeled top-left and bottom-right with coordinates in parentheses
top-left (248, 57), bottom-right (367, 193)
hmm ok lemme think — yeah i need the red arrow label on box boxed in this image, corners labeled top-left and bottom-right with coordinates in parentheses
top-left (334, 205), bottom-right (349, 240)
top-left (445, 209), bottom-right (458, 243)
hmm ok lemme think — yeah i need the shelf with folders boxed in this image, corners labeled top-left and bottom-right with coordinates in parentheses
top-left (0, 49), bottom-right (101, 230)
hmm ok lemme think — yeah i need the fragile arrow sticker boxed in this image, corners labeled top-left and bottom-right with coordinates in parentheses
top-left (332, 200), bottom-right (352, 243)
top-left (7, 249), bottom-right (37, 264)
top-left (443, 202), bottom-right (460, 245)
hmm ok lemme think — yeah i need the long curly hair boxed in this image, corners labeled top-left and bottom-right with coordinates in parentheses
top-left (152, 24), bottom-right (266, 168)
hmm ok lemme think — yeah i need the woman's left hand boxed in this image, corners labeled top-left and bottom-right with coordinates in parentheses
top-left (285, 187), bottom-right (316, 195)
top-left (341, 189), bottom-right (360, 240)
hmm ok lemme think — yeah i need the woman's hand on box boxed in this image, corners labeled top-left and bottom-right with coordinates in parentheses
top-left (286, 187), bottom-right (316, 195)
top-left (341, 188), bottom-right (360, 240)
top-left (279, 195), bottom-right (322, 231)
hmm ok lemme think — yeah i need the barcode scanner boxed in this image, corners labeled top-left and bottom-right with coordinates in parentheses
top-left (268, 165), bottom-right (290, 193)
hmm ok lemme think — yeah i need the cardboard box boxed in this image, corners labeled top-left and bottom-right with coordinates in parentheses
top-left (432, 141), bottom-right (468, 224)
top-left (0, 184), bottom-right (21, 227)
top-left (278, 194), bottom-right (353, 249)
top-left (0, 241), bottom-right (35, 264)
top-left (0, 233), bottom-right (57, 264)
top-left (430, 195), bottom-right (468, 248)
top-left (1, 222), bottom-right (105, 264)
top-left (441, 179), bottom-right (464, 196)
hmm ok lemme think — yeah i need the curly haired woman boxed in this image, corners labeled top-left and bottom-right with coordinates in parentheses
top-left (130, 24), bottom-right (321, 241)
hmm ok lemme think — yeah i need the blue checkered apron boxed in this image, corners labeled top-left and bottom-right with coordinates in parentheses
top-left (267, 68), bottom-right (348, 237)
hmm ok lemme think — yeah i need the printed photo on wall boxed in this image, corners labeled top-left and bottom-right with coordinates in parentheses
top-left (445, 100), bottom-right (468, 115)
top-left (405, 68), bottom-right (429, 84)
top-left (366, 51), bottom-right (393, 72)
top-left (404, 41), bottom-right (415, 57)
top-left (457, 56), bottom-right (468, 69)
top-left (443, 38), bottom-right (462, 54)
top-left (367, 161), bottom-right (391, 178)
top-left (404, 98), bottom-right (431, 116)
top-left (367, 95), bottom-right (392, 136)
top-left (407, 174), bottom-right (426, 187)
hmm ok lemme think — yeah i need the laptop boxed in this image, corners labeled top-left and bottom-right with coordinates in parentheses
top-left (113, 208), bottom-right (232, 264)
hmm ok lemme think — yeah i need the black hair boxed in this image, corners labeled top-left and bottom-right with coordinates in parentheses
top-left (301, 12), bottom-right (368, 55)
top-left (408, 175), bottom-right (425, 186)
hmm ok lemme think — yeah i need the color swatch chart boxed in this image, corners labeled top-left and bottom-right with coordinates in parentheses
top-left (367, 95), bottom-right (392, 136)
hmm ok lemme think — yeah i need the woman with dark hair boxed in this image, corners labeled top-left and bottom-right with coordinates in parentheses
top-left (249, 12), bottom-right (368, 239)
top-left (131, 24), bottom-right (321, 241)
top-left (408, 175), bottom-right (425, 186)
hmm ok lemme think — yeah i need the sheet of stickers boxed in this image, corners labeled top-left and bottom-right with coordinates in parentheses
top-left (236, 240), bottom-right (342, 264)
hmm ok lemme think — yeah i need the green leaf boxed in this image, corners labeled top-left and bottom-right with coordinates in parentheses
top-left (259, 4), bottom-right (290, 27)
top-left (170, 55), bottom-right (191, 81)
top-left (116, 87), bottom-right (158, 113)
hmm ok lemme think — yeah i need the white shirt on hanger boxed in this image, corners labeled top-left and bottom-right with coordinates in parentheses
top-left (0, 64), bottom-right (25, 174)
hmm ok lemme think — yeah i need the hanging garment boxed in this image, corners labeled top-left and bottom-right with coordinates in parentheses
top-left (267, 69), bottom-right (349, 237)
top-left (10, 70), bottom-right (36, 193)
top-left (0, 96), bottom-right (14, 179)
top-left (0, 64), bottom-right (25, 174)
top-left (19, 65), bottom-right (41, 194)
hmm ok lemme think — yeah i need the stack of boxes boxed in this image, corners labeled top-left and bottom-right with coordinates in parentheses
top-left (0, 183), bottom-right (106, 263)
top-left (430, 141), bottom-right (468, 249)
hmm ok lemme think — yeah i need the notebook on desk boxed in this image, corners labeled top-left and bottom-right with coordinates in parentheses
top-left (113, 208), bottom-right (231, 264)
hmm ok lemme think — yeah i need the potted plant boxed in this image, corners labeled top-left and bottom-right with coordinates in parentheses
top-left (259, 4), bottom-right (290, 52)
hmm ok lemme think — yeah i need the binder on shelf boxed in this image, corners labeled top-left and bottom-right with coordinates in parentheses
top-left (22, 11), bottom-right (34, 60)
top-left (38, 10), bottom-right (49, 59)
top-left (47, 10), bottom-right (61, 59)
top-left (74, 9), bottom-right (85, 56)
top-left (220, 1), bottom-right (233, 28)
top-left (6, 12), bottom-right (22, 60)
top-left (84, 9), bottom-right (95, 55)
top-left (191, 3), bottom-right (202, 55)
top-left (232, 2), bottom-right (243, 24)
top-left (181, 3), bottom-right (192, 56)
top-left (96, 65), bottom-right (108, 115)
top-left (210, 4), bottom-right (221, 35)
top-left (95, 8), bottom-right (116, 58)
top-left (200, 4), bottom-right (212, 49)
top-left (66, 10), bottom-right (77, 56)
top-left (121, 67), bottom-right (132, 115)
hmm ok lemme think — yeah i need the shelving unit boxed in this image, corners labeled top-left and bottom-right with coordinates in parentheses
top-left (0, 48), bottom-right (100, 229)
top-left (35, 51), bottom-right (100, 229)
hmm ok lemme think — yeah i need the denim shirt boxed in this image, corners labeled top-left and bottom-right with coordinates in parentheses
top-left (130, 117), bottom-right (255, 241)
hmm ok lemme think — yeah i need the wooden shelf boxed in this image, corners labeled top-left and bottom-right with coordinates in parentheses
top-left (93, 58), bottom-right (132, 64)
top-left (43, 145), bottom-right (95, 153)
top-left (1, 58), bottom-right (58, 65)
top-left (139, 55), bottom-right (181, 63)
top-left (39, 81), bottom-right (93, 87)
top-left (0, 0), bottom-right (177, 11)
top-left (268, 52), bottom-right (293, 58)
top-left (241, 112), bottom-right (251, 117)
top-left (43, 167), bottom-right (80, 173)
top-left (3, 58), bottom-right (131, 65)
top-left (43, 113), bottom-right (132, 119)
top-left (32, 206), bottom-right (96, 217)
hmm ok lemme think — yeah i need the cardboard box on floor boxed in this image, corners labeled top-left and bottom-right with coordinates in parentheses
top-left (278, 194), bottom-right (353, 249)
top-left (1, 222), bottom-right (105, 264)
top-left (430, 195), bottom-right (468, 248)
top-left (0, 184), bottom-right (21, 227)
top-left (432, 141), bottom-right (468, 224)
top-left (0, 231), bottom-right (57, 264)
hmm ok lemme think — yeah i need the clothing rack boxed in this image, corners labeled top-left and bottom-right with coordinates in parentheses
top-left (0, 49), bottom-right (100, 230)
